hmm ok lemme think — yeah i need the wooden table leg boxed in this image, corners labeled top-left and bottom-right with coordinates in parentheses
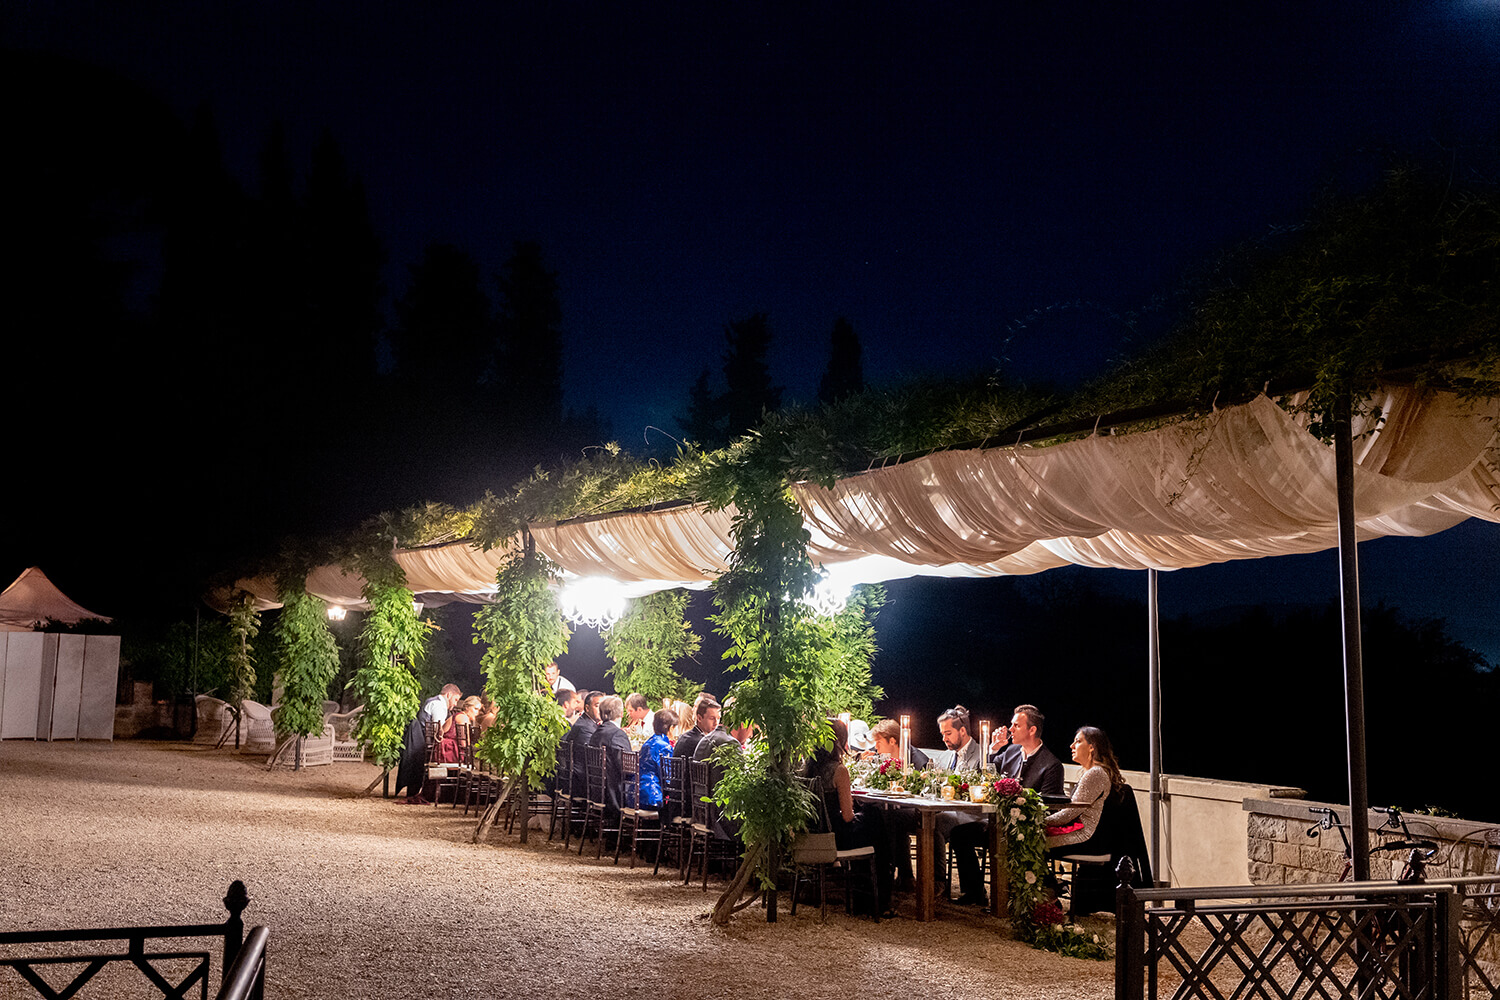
top-left (988, 818), bottom-right (1006, 918)
top-left (916, 810), bottom-right (936, 922)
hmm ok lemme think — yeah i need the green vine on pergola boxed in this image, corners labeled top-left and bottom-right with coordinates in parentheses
top-left (470, 541), bottom-right (572, 841)
top-left (345, 542), bottom-right (433, 777)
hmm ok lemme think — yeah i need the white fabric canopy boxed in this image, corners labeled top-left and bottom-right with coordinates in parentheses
top-left (231, 384), bottom-right (1500, 608)
top-left (0, 567), bottom-right (111, 631)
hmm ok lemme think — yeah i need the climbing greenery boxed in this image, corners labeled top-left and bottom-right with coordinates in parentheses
top-left (271, 584), bottom-right (341, 738)
top-left (602, 590), bottom-right (703, 703)
top-left (472, 551), bottom-right (571, 789)
top-left (350, 580), bottom-right (432, 769)
top-left (814, 584), bottom-right (886, 723)
top-left (1067, 168), bottom-right (1500, 438)
top-left (225, 592), bottom-right (259, 711)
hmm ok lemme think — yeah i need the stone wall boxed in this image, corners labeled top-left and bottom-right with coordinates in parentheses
top-left (1245, 796), bottom-right (1499, 884)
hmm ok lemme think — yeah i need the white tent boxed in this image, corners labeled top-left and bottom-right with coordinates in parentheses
top-left (0, 568), bottom-right (119, 741)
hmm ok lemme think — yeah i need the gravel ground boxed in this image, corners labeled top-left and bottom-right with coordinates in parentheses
top-left (0, 741), bottom-right (1116, 1000)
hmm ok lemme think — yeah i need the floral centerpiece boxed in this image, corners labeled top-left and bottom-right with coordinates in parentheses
top-left (987, 777), bottom-right (1112, 961)
top-left (861, 756), bottom-right (912, 791)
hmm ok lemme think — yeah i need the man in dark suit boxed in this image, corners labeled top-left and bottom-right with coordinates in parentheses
top-left (989, 703), bottom-right (1065, 797)
top-left (588, 695), bottom-right (633, 816)
top-left (565, 690), bottom-right (602, 790)
top-left (672, 694), bottom-right (721, 760)
top-left (946, 703), bottom-right (1066, 905)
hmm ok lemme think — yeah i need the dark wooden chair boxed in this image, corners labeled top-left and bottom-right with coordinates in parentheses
top-left (575, 743), bottom-right (620, 858)
top-left (682, 759), bottom-right (739, 889)
top-left (1051, 783), bottom-right (1152, 917)
top-left (654, 754), bottom-right (691, 877)
top-left (615, 749), bottom-right (661, 868)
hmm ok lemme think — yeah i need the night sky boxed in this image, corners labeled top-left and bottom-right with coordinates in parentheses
top-left (8, 4), bottom-right (1500, 739)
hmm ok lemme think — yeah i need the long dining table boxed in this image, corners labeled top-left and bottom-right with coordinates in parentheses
top-left (854, 790), bottom-right (1007, 922)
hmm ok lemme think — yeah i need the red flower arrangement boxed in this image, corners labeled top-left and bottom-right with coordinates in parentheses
top-left (996, 776), bottom-right (1021, 797)
top-left (1034, 900), bottom-right (1066, 926)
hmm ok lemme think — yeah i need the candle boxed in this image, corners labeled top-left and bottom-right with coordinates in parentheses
top-left (899, 714), bottom-right (911, 768)
top-left (980, 720), bottom-right (990, 755)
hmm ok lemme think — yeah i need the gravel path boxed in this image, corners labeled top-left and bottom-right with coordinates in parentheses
top-left (0, 741), bottom-right (1115, 999)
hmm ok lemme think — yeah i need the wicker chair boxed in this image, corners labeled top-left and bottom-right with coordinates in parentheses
top-left (787, 776), bottom-right (881, 922)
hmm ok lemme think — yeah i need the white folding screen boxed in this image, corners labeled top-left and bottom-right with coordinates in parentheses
top-left (0, 632), bottom-right (119, 740)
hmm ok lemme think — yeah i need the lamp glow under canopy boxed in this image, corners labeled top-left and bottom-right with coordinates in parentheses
top-left (800, 557), bottom-right (882, 617)
top-left (558, 576), bottom-right (630, 629)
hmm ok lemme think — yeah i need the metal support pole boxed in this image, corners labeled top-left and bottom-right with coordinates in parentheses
top-left (1334, 396), bottom-right (1371, 882)
top-left (1147, 568), bottom-right (1163, 884)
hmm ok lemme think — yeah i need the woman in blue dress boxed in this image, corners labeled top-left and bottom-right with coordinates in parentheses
top-left (638, 706), bottom-right (676, 809)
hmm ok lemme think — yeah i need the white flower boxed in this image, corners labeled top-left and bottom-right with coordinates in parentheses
top-left (1010, 807), bottom-right (1021, 820)
top-left (1093, 934), bottom-right (1102, 943)
top-left (1024, 870), bottom-right (1037, 884)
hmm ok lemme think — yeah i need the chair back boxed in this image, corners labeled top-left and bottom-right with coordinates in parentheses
top-left (422, 720), bottom-right (443, 763)
top-left (620, 749), bottom-right (641, 809)
top-left (584, 743), bottom-right (608, 807)
top-left (688, 759), bottom-right (714, 828)
top-left (555, 740), bottom-right (574, 796)
top-left (454, 724), bottom-right (473, 767)
top-left (660, 754), bottom-right (687, 818)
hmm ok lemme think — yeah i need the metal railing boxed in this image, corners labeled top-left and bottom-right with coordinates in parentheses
top-left (0, 880), bottom-right (266, 1000)
top-left (1115, 865), bottom-right (1500, 999)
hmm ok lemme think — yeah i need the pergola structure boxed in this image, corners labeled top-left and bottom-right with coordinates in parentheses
top-left (230, 381), bottom-right (1500, 879)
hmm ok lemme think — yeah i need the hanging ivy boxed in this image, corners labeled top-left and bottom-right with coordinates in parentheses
top-left (471, 549), bottom-right (570, 792)
top-left (225, 592), bottom-right (260, 712)
top-left (601, 589), bottom-right (703, 703)
top-left (346, 542), bottom-right (432, 769)
top-left (271, 583), bottom-right (341, 739)
top-left (813, 583), bottom-right (886, 722)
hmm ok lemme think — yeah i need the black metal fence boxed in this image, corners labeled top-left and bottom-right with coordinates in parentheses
top-left (0, 880), bottom-right (266, 1000)
top-left (1114, 859), bottom-right (1500, 1000)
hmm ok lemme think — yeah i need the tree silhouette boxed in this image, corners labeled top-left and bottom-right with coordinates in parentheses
top-left (678, 313), bottom-right (784, 447)
top-left (494, 240), bottom-right (564, 431)
top-left (722, 312), bottom-right (782, 439)
top-left (818, 316), bottom-right (864, 405)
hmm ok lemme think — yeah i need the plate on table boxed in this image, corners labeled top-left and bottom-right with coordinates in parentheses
top-left (879, 790), bottom-right (914, 798)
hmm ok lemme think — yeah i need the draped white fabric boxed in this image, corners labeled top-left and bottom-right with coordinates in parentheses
top-left (232, 385), bottom-right (1499, 608)
top-left (535, 386), bottom-right (1500, 588)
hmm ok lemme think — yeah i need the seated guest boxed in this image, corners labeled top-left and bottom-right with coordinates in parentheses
top-left (672, 694), bottom-right (721, 759)
top-left (869, 719), bottom-right (921, 888)
top-left (624, 691), bottom-right (652, 741)
top-left (809, 719), bottom-right (893, 917)
top-left (847, 719), bottom-right (875, 759)
top-left (932, 704), bottom-right (986, 903)
top-left (990, 703), bottom-right (1065, 797)
top-left (638, 707), bottom-right (676, 809)
top-left (588, 695), bottom-right (633, 815)
top-left (1044, 726), bottom-right (1123, 854)
top-left (557, 687), bottom-right (583, 723)
top-left (936, 704), bottom-right (985, 771)
top-left (565, 691), bottom-right (603, 789)
top-left (666, 699), bottom-right (694, 743)
top-left (871, 719), bottom-right (929, 770)
top-left (437, 695), bottom-right (482, 761)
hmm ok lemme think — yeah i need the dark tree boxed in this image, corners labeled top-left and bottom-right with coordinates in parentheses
top-left (304, 130), bottom-right (384, 405)
top-left (722, 312), bottom-right (783, 439)
top-left (495, 240), bottom-right (565, 431)
top-left (392, 243), bottom-right (493, 399)
top-left (818, 316), bottom-right (864, 405)
top-left (678, 368), bottom-right (726, 446)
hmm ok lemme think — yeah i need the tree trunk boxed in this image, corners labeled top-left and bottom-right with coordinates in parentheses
top-left (472, 774), bottom-right (520, 843)
top-left (364, 768), bottom-right (389, 795)
top-left (711, 841), bottom-right (765, 926)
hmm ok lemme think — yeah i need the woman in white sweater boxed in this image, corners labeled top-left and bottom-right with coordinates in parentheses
top-left (1043, 726), bottom-right (1124, 852)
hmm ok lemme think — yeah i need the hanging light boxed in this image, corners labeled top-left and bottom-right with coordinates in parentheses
top-left (558, 577), bottom-right (629, 630)
top-left (326, 605), bottom-right (347, 622)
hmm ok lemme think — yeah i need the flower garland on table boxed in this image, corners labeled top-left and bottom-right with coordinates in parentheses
top-left (990, 777), bottom-right (1112, 961)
